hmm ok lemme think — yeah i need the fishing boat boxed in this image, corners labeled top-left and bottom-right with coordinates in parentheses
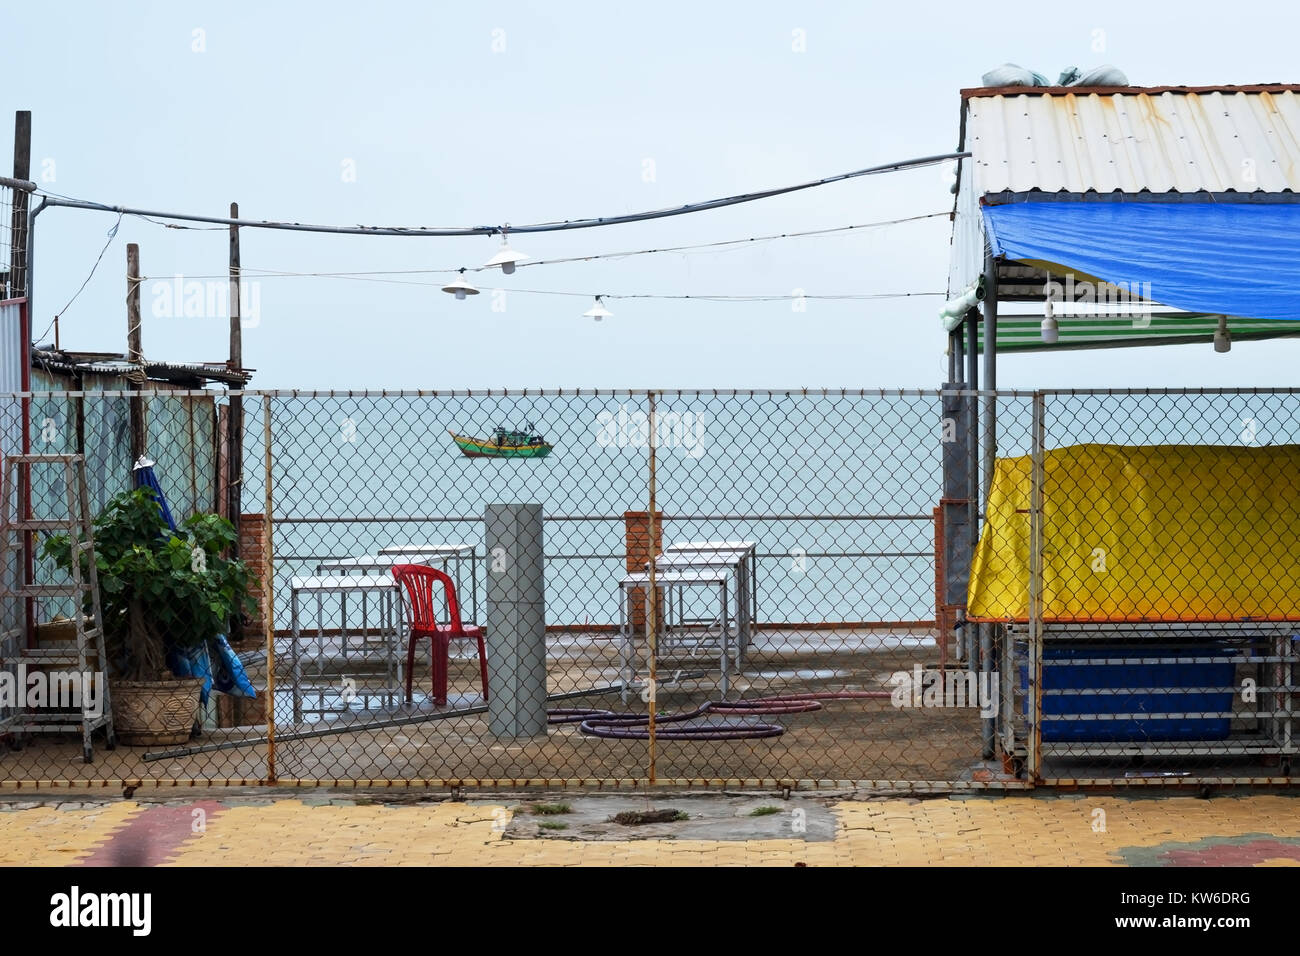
top-left (449, 424), bottom-right (553, 459)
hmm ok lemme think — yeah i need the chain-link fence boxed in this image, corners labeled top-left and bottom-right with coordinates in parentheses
top-left (0, 388), bottom-right (1295, 791)
top-left (0, 181), bottom-right (14, 299)
top-left (975, 389), bottom-right (1300, 787)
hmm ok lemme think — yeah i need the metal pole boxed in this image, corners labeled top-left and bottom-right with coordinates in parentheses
top-left (646, 390), bottom-right (657, 785)
top-left (143, 682), bottom-right (627, 760)
top-left (980, 253), bottom-right (998, 759)
top-left (1027, 391), bottom-right (1045, 784)
top-left (24, 199), bottom-right (45, 332)
top-left (982, 253), bottom-right (998, 505)
top-left (263, 397), bottom-right (276, 784)
top-left (965, 307), bottom-right (980, 672)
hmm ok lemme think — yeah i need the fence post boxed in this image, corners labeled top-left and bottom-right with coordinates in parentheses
top-left (262, 396), bottom-right (276, 784)
top-left (1026, 391), bottom-right (1045, 785)
top-left (646, 391), bottom-right (658, 785)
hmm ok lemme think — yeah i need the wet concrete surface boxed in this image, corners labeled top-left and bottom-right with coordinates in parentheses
top-left (499, 793), bottom-right (837, 841)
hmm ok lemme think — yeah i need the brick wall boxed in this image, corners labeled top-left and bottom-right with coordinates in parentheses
top-left (238, 513), bottom-right (267, 646)
top-left (623, 510), bottom-right (663, 634)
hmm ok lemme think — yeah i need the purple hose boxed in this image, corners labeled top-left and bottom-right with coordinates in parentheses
top-left (560, 691), bottom-right (888, 741)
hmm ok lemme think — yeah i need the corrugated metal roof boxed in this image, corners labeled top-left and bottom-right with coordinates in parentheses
top-left (963, 88), bottom-right (1300, 195)
top-left (30, 348), bottom-right (252, 386)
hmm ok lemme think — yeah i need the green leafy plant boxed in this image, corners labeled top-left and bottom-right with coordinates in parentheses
top-left (42, 488), bottom-right (256, 682)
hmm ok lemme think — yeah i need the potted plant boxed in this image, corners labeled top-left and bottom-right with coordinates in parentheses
top-left (43, 487), bottom-right (256, 745)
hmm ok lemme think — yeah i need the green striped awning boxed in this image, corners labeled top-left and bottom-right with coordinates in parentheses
top-left (976, 313), bottom-right (1300, 353)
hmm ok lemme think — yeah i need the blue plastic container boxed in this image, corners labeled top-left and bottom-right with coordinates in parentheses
top-left (1020, 645), bottom-right (1237, 742)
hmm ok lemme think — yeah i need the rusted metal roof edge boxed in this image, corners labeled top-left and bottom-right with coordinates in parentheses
top-left (960, 83), bottom-right (1300, 99)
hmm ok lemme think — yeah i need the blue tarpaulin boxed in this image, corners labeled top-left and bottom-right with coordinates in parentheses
top-left (982, 202), bottom-right (1300, 321)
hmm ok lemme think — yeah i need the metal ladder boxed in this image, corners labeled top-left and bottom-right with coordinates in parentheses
top-left (0, 454), bottom-right (114, 762)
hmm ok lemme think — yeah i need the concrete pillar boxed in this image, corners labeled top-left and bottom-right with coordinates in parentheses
top-left (485, 503), bottom-right (547, 738)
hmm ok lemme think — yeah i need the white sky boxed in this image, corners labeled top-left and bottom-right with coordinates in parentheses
top-left (6, 0), bottom-right (1300, 389)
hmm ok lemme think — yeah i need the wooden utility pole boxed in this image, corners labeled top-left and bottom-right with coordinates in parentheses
top-left (8, 110), bottom-right (31, 298)
top-left (227, 203), bottom-right (243, 640)
top-left (227, 203), bottom-right (243, 536)
top-left (126, 243), bottom-right (145, 460)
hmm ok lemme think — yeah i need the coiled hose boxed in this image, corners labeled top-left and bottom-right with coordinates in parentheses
top-left (550, 690), bottom-right (891, 740)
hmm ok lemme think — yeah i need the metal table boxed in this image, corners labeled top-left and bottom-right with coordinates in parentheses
top-left (288, 574), bottom-right (405, 723)
top-left (314, 554), bottom-right (436, 658)
top-left (653, 549), bottom-right (753, 665)
top-left (664, 540), bottom-right (757, 627)
top-left (618, 569), bottom-right (736, 700)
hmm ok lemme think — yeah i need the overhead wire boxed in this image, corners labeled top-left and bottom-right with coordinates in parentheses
top-left (152, 210), bottom-right (950, 280)
top-left (31, 151), bottom-right (967, 237)
top-left (36, 211), bottom-right (125, 344)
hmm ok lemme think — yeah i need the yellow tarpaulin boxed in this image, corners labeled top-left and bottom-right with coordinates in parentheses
top-left (967, 443), bottom-right (1300, 622)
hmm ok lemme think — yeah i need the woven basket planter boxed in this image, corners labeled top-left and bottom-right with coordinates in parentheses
top-left (111, 678), bottom-right (204, 746)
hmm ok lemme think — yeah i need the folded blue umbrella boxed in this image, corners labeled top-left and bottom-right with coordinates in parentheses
top-left (211, 633), bottom-right (257, 698)
top-left (132, 456), bottom-right (176, 532)
top-left (133, 455), bottom-right (255, 701)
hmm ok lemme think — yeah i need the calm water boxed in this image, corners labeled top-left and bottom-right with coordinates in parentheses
top-left (254, 391), bottom-right (948, 627)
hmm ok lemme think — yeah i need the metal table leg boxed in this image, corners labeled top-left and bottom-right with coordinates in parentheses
top-left (618, 583), bottom-right (630, 704)
top-left (719, 581), bottom-right (730, 699)
top-left (291, 589), bottom-right (302, 724)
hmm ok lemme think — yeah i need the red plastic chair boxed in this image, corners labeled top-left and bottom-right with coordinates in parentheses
top-left (392, 564), bottom-right (488, 706)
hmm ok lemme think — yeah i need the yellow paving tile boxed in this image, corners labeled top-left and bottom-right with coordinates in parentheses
top-left (0, 793), bottom-right (1295, 866)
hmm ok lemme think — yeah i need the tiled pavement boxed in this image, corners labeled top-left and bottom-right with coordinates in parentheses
top-left (1, 793), bottom-right (1298, 866)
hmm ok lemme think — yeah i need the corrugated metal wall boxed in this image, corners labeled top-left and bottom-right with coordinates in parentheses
top-left (143, 392), bottom-right (218, 520)
top-left (947, 153), bottom-right (985, 299)
top-left (27, 371), bottom-right (220, 620)
top-left (0, 304), bottom-right (25, 661)
top-left (28, 370), bottom-right (218, 523)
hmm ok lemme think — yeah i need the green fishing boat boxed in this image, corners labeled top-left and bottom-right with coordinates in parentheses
top-left (449, 425), bottom-right (553, 459)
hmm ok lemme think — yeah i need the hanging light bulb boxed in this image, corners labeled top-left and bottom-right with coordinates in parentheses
top-left (441, 268), bottom-right (479, 300)
top-left (1040, 291), bottom-right (1060, 344)
top-left (1214, 315), bottom-right (1231, 353)
top-left (484, 231), bottom-right (530, 275)
top-left (583, 296), bottom-right (613, 321)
